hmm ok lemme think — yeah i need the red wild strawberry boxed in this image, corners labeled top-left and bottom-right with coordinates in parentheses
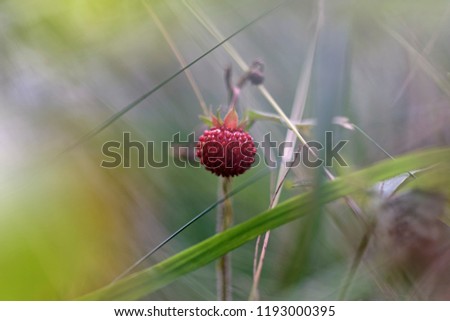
top-left (196, 109), bottom-right (257, 177)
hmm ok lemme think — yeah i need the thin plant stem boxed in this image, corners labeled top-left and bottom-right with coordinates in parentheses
top-left (390, 4), bottom-right (449, 106)
top-left (338, 220), bottom-right (375, 300)
top-left (217, 177), bottom-right (233, 300)
top-left (184, 0), bottom-right (310, 147)
top-left (353, 124), bottom-right (415, 178)
top-left (250, 0), bottom-right (324, 299)
top-left (215, 62), bottom-right (256, 300)
top-left (249, 147), bottom-right (300, 300)
top-left (186, 0), bottom-right (367, 299)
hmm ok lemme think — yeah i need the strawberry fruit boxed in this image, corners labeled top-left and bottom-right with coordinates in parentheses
top-left (196, 109), bottom-right (257, 177)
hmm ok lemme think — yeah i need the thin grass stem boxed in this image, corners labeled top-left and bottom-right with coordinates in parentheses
top-left (381, 23), bottom-right (450, 100)
top-left (250, 0), bottom-right (323, 298)
top-left (143, 1), bottom-right (209, 116)
top-left (353, 124), bottom-right (415, 179)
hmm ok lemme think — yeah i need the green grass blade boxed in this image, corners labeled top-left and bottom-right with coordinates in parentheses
top-left (79, 147), bottom-right (450, 300)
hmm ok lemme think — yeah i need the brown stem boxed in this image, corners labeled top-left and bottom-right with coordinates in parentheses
top-left (216, 177), bottom-right (233, 300)
top-left (225, 65), bottom-right (234, 104)
top-left (225, 60), bottom-right (264, 112)
top-left (338, 219), bottom-right (375, 300)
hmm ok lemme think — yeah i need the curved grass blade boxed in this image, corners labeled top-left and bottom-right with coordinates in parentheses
top-left (79, 147), bottom-right (450, 300)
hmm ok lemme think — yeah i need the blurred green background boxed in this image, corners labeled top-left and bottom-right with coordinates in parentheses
top-left (1, 0), bottom-right (449, 300)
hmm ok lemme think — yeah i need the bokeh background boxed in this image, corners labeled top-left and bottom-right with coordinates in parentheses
top-left (1, 0), bottom-right (449, 300)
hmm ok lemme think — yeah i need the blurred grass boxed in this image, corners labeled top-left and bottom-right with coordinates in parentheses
top-left (0, 0), bottom-right (449, 300)
top-left (79, 148), bottom-right (450, 300)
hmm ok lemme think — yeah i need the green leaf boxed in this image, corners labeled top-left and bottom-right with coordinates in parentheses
top-left (79, 147), bottom-right (450, 300)
top-left (198, 115), bottom-right (212, 126)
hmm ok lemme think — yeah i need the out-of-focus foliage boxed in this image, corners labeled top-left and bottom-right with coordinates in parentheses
top-left (79, 148), bottom-right (450, 300)
top-left (1, 0), bottom-right (449, 300)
